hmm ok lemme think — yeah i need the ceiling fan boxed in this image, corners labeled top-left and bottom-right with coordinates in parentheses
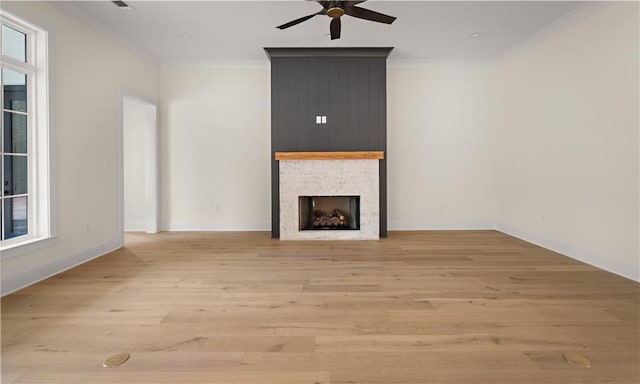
top-left (277, 1), bottom-right (397, 40)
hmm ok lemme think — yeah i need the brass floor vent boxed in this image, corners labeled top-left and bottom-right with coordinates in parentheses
top-left (103, 352), bottom-right (131, 368)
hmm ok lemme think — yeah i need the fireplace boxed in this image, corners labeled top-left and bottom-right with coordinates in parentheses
top-left (299, 196), bottom-right (360, 231)
top-left (266, 48), bottom-right (391, 239)
top-left (276, 151), bottom-right (382, 240)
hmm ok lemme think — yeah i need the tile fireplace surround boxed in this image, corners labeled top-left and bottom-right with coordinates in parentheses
top-left (276, 151), bottom-right (383, 240)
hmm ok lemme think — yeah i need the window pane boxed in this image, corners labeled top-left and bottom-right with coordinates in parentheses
top-left (3, 155), bottom-right (28, 195)
top-left (3, 112), bottom-right (27, 153)
top-left (2, 68), bottom-right (27, 112)
top-left (4, 196), bottom-right (28, 239)
top-left (2, 25), bottom-right (27, 62)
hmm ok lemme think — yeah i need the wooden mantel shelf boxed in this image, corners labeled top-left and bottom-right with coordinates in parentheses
top-left (275, 151), bottom-right (384, 160)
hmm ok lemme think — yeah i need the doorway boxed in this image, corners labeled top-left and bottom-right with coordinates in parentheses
top-left (120, 93), bottom-right (158, 235)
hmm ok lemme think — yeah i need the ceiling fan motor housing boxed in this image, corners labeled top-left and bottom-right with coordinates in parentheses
top-left (327, 7), bottom-right (345, 19)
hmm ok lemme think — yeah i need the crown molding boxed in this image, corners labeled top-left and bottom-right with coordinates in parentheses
top-left (264, 47), bottom-right (394, 60)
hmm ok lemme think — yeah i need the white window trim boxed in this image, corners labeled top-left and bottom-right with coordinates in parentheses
top-left (0, 11), bottom-right (55, 259)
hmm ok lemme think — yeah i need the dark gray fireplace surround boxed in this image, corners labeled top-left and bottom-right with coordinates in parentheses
top-left (264, 47), bottom-right (392, 238)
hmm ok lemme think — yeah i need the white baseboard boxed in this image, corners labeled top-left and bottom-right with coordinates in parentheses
top-left (388, 220), bottom-right (496, 231)
top-left (497, 224), bottom-right (640, 283)
top-left (161, 221), bottom-right (271, 231)
top-left (1, 237), bottom-right (123, 296)
top-left (124, 221), bottom-right (146, 232)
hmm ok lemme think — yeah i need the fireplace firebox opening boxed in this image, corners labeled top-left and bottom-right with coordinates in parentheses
top-left (299, 196), bottom-right (360, 230)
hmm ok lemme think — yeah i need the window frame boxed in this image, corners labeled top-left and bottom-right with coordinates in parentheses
top-left (0, 11), bottom-right (54, 257)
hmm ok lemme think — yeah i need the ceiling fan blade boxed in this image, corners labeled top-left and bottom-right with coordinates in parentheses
top-left (344, 5), bottom-right (396, 24)
top-left (277, 12), bottom-right (322, 29)
top-left (343, 1), bottom-right (368, 6)
top-left (330, 17), bottom-right (341, 40)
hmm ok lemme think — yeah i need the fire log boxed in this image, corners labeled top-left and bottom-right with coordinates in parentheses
top-left (334, 209), bottom-right (347, 221)
top-left (311, 209), bottom-right (350, 228)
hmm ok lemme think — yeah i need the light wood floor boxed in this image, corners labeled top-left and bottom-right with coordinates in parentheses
top-left (2, 231), bottom-right (639, 383)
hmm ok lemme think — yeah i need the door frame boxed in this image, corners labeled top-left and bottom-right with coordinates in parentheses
top-left (118, 90), bottom-right (159, 241)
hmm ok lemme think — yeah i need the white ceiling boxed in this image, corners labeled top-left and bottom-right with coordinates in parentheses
top-left (50, 1), bottom-right (606, 66)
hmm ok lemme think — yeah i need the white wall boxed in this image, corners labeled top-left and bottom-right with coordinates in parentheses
top-left (1, 1), bottom-right (159, 294)
top-left (492, 2), bottom-right (639, 281)
top-left (387, 65), bottom-right (496, 229)
top-left (159, 66), bottom-right (271, 230)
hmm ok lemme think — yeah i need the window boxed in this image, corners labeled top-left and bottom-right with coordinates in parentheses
top-left (0, 12), bottom-right (51, 254)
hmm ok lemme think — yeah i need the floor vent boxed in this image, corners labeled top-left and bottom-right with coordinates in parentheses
top-left (103, 352), bottom-right (131, 368)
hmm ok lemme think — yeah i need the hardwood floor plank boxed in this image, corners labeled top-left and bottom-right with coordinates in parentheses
top-left (239, 351), bottom-right (539, 371)
top-left (316, 333), bottom-right (585, 352)
top-left (14, 371), bottom-right (331, 384)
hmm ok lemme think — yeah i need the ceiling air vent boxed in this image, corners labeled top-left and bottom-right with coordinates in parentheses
top-left (112, 1), bottom-right (131, 9)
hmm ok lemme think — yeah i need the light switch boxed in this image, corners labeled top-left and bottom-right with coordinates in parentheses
top-left (316, 116), bottom-right (322, 124)
top-left (321, 116), bottom-right (327, 124)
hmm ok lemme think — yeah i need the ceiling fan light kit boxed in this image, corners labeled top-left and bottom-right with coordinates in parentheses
top-left (277, 0), bottom-right (396, 40)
